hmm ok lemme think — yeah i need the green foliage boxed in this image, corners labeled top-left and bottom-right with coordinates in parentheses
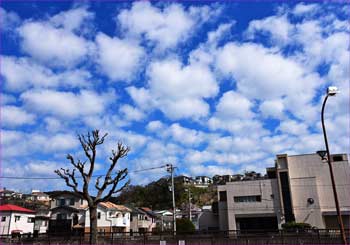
top-left (113, 177), bottom-right (215, 210)
top-left (176, 218), bottom-right (195, 233)
top-left (282, 222), bottom-right (311, 230)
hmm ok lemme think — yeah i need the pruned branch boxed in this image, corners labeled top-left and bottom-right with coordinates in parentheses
top-left (98, 169), bottom-right (129, 203)
top-left (55, 168), bottom-right (82, 196)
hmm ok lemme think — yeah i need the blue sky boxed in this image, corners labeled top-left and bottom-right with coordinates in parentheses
top-left (1, 1), bottom-right (349, 193)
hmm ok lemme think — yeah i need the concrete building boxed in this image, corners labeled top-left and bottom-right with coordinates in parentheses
top-left (0, 204), bottom-right (35, 235)
top-left (130, 207), bottom-right (157, 233)
top-left (84, 202), bottom-right (131, 233)
top-left (217, 153), bottom-right (350, 230)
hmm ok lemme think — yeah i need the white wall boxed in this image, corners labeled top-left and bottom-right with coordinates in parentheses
top-left (85, 206), bottom-right (130, 229)
top-left (0, 212), bottom-right (35, 235)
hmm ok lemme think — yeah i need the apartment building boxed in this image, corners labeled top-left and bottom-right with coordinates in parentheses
top-left (217, 153), bottom-right (350, 230)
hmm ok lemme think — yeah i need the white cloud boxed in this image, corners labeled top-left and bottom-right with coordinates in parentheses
top-left (292, 3), bottom-right (319, 15)
top-left (246, 15), bottom-right (293, 45)
top-left (1, 130), bottom-right (79, 159)
top-left (119, 104), bottom-right (145, 121)
top-left (21, 89), bottom-right (114, 118)
top-left (118, 2), bottom-right (194, 50)
top-left (95, 33), bottom-right (144, 81)
top-left (189, 164), bottom-right (234, 177)
top-left (278, 120), bottom-right (309, 136)
top-left (259, 99), bottom-right (284, 119)
top-left (49, 6), bottom-right (94, 32)
top-left (146, 120), bottom-right (164, 132)
top-left (0, 7), bottom-right (20, 31)
top-left (146, 59), bottom-right (218, 119)
top-left (18, 21), bottom-right (91, 67)
top-left (1, 105), bottom-right (36, 127)
top-left (1, 56), bottom-right (92, 92)
top-left (215, 91), bottom-right (254, 119)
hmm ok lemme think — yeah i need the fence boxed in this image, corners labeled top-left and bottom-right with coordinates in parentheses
top-left (1, 229), bottom-right (349, 244)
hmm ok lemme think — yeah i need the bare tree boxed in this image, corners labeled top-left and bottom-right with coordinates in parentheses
top-left (55, 130), bottom-right (129, 244)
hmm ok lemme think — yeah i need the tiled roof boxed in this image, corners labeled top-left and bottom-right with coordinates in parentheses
top-left (99, 202), bottom-right (131, 212)
top-left (0, 204), bottom-right (35, 213)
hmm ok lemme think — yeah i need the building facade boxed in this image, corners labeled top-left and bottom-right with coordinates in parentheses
top-left (84, 202), bottom-right (131, 233)
top-left (217, 153), bottom-right (350, 230)
top-left (0, 204), bottom-right (35, 235)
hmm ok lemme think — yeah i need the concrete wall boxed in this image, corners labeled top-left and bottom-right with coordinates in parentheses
top-left (50, 193), bottom-right (88, 210)
top-left (218, 179), bottom-right (282, 230)
top-left (284, 153), bottom-right (350, 228)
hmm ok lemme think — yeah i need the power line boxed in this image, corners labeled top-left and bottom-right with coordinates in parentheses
top-left (0, 165), bottom-right (169, 180)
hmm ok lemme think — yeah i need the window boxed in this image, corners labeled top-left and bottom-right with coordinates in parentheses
top-left (234, 195), bottom-right (262, 203)
top-left (109, 212), bottom-right (113, 217)
top-left (69, 198), bottom-right (75, 205)
top-left (28, 217), bottom-right (34, 223)
top-left (333, 155), bottom-right (344, 162)
top-left (15, 216), bottom-right (20, 222)
top-left (97, 212), bottom-right (101, 219)
top-left (1, 217), bottom-right (6, 222)
top-left (219, 191), bottom-right (227, 202)
top-left (57, 199), bottom-right (65, 206)
top-left (57, 213), bottom-right (67, 220)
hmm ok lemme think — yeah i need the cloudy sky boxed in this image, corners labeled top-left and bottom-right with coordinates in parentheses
top-left (1, 1), bottom-right (349, 193)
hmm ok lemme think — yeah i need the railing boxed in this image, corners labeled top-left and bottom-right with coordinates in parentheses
top-left (0, 229), bottom-right (349, 244)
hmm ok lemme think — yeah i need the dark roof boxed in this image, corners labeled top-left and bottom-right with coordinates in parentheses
top-left (49, 191), bottom-right (83, 199)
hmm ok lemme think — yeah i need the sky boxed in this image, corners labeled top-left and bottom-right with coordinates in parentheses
top-left (0, 1), bottom-right (349, 193)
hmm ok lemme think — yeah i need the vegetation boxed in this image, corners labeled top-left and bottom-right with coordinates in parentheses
top-left (176, 218), bottom-right (195, 233)
top-left (282, 221), bottom-right (311, 230)
top-left (113, 178), bottom-right (216, 210)
top-left (55, 130), bottom-right (129, 244)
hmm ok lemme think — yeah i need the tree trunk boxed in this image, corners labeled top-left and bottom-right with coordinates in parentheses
top-left (89, 206), bottom-right (98, 244)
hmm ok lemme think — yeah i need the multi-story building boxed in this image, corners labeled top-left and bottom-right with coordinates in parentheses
top-left (0, 204), bottom-right (35, 235)
top-left (84, 202), bottom-right (131, 233)
top-left (49, 191), bottom-right (87, 233)
top-left (194, 176), bottom-right (212, 188)
top-left (217, 153), bottom-right (350, 230)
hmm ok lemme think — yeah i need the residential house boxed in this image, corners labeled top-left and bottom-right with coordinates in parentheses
top-left (217, 153), bottom-right (350, 230)
top-left (198, 204), bottom-right (219, 231)
top-left (130, 207), bottom-right (157, 233)
top-left (0, 204), bottom-right (35, 235)
top-left (194, 176), bottom-right (212, 188)
top-left (49, 191), bottom-right (87, 233)
top-left (154, 210), bottom-right (173, 232)
top-left (84, 202), bottom-right (131, 233)
top-left (31, 190), bottom-right (50, 203)
top-left (174, 175), bottom-right (193, 186)
top-left (34, 207), bottom-right (50, 234)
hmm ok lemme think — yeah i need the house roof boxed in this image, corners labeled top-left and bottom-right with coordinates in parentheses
top-left (0, 204), bottom-right (35, 213)
top-left (99, 202), bottom-right (131, 212)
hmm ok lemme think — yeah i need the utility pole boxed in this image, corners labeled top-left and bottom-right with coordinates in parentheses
top-left (187, 188), bottom-right (192, 221)
top-left (167, 163), bottom-right (176, 236)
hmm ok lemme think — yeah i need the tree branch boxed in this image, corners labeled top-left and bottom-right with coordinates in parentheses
top-left (98, 169), bottom-right (129, 203)
top-left (55, 168), bottom-right (83, 196)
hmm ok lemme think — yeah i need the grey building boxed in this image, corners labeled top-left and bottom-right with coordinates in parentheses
top-left (217, 153), bottom-right (350, 230)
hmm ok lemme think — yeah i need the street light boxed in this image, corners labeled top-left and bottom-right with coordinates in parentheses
top-left (318, 86), bottom-right (347, 244)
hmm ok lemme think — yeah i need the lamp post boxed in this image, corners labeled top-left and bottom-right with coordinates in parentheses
top-left (318, 86), bottom-right (347, 244)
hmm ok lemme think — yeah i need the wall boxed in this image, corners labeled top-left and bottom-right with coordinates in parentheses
top-left (85, 206), bottom-right (130, 232)
top-left (218, 179), bottom-right (282, 230)
top-left (4, 212), bottom-right (35, 234)
top-left (285, 154), bottom-right (350, 228)
top-left (0, 212), bottom-right (11, 235)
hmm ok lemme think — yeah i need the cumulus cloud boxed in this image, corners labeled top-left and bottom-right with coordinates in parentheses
top-left (18, 21), bottom-right (92, 67)
top-left (118, 2), bottom-right (194, 50)
top-left (21, 89), bottom-right (114, 118)
top-left (119, 104), bottom-right (145, 122)
top-left (1, 56), bottom-right (91, 92)
top-left (1, 105), bottom-right (36, 127)
top-left (128, 59), bottom-right (218, 120)
top-left (0, 7), bottom-right (21, 31)
top-left (95, 33), bottom-right (145, 81)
